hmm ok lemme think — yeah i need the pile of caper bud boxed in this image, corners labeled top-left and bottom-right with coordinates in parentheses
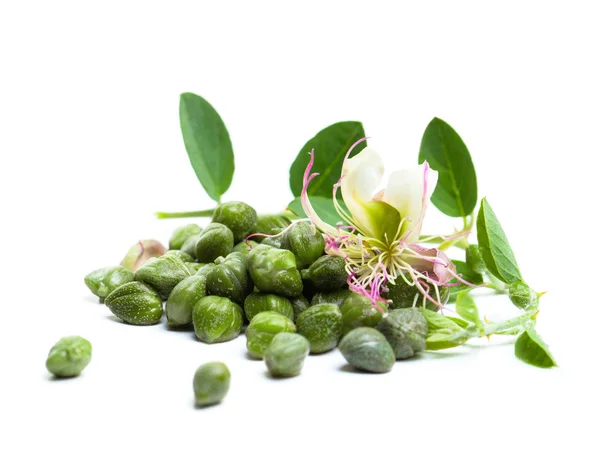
top-left (73, 200), bottom-right (436, 404)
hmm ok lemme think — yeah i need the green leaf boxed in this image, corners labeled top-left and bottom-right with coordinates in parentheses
top-left (287, 196), bottom-right (349, 226)
top-left (455, 292), bottom-right (484, 332)
top-left (179, 93), bottom-right (234, 202)
top-left (515, 328), bottom-right (557, 368)
top-left (448, 260), bottom-right (483, 302)
top-left (418, 117), bottom-right (477, 218)
top-left (421, 309), bottom-right (471, 350)
top-left (476, 198), bottom-right (522, 284)
top-left (289, 121), bottom-right (366, 198)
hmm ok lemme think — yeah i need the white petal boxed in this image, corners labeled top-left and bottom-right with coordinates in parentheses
top-left (382, 162), bottom-right (438, 242)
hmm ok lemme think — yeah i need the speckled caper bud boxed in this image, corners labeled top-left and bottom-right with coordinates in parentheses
top-left (264, 332), bottom-right (310, 377)
top-left (466, 244), bottom-right (486, 274)
top-left (232, 240), bottom-right (259, 256)
top-left (296, 303), bottom-right (343, 354)
top-left (212, 201), bottom-right (257, 243)
top-left (246, 311), bottom-right (297, 359)
top-left (46, 336), bottom-right (92, 378)
top-left (383, 279), bottom-right (449, 311)
top-left (281, 221), bottom-right (325, 269)
top-left (165, 275), bottom-right (207, 327)
top-left (311, 289), bottom-right (353, 307)
top-left (134, 255), bottom-right (191, 299)
top-left (338, 327), bottom-right (395, 373)
top-left (509, 281), bottom-right (539, 310)
top-left (205, 252), bottom-right (252, 305)
top-left (252, 214), bottom-right (291, 240)
top-left (164, 249), bottom-right (194, 262)
top-left (84, 266), bottom-right (134, 301)
top-left (181, 234), bottom-right (202, 259)
top-left (376, 307), bottom-right (428, 359)
top-left (196, 263), bottom-right (216, 277)
top-left (262, 234), bottom-right (283, 248)
top-left (339, 292), bottom-right (386, 335)
top-left (185, 262), bottom-right (204, 273)
top-left (169, 224), bottom-right (203, 250)
top-left (192, 296), bottom-right (243, 343)
top-left (104, 281), bottom-right (163, 325)
top-left (244, 292), bottom-right (294, 322)
top-left (290, 294), bottom-right (310, 320)
top-left (193, 362), bottom-right (230, 407)
top-left (248, 244), bottom-right (303, 297)
top-left (120, 239), bottom-right (166, 272)
top-left (301, 255), bottom-right (347, 291)
top-left (195, 223), bottom-right (234, 263)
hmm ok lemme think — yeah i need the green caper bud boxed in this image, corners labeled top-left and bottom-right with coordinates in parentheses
top-left (339, 292), bottom-right (386, 335)
top-left (311, 289), bottom-right (353, 307)
top-left (248, 244), bottom-right (303, 297)
top-left (192, 296), bottom-right (243, 343)
top-left (84, 266), bottom-right (133, 301)
top-left (383, 279), bottom-right (449, 311)
top-left (376, 307), bottom-right (428, 359)
top-left (244, 292), bottom-right (294, 322)
top-left (252, 214), bottom-right (291, 240)
top-left (195, 223), bottom-right (234, 263)
top-left (212, 201), bottom-right (258, 243)
top-left (134, 255), bottom-right (192, 299)
top-left (185, 262), bottom-right (204, 273)
top-left (509, 281), bottom-right (539, 310)
top-left (338, 327), bottom-right (395, 373)
top-left (181, 233), bottom-right (202, 259)
top-left (466, 244), bottom-right (486, 274)
top-left (193, 362), bottom-right (230, 406)
top-left (232, 240), bottom-right (259, 256)
top-left (120, 239), bottom-right (166, 271)
top-left (262, 234), bottom-right (283, 248)
top-left (169, 224), bottom-right (203, 250)
top-left (246, 311), bottom-right (297, 359)
top-left (46, 336), bottom-right (92, 378)
top-left (164, 249), bottom-right (194, 262)
top-left (296, 303), bottom-right (343, 354)
top-left (104, 281), bottom-right (164, 325)
top-left (301, 255), bottom-right (347, 291)
top-left (281, 221), bottom-right (325, 269)
top-left (290, 294), bottom-right (310, 320)
top-left (165, 275), bottom-right (207, 327)
top-left (205, 252), bottom-right (252, 305)
top-left (196, 263), bottom-right (216, 277)
top-left (264, 332), bottom-right (310, 377)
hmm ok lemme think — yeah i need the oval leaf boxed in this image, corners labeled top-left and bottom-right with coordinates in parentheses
top-left (179, 93), bottom-right (234, 202)
top-left (287, 196), bottom-right (348, 226)
top-left (476, 198), bottom-right (522, 284)
top-left (515, 328), bottom-right (557, 368)
top-left (455, 292), bottom-right (483, 332)
top-left (418, 117), bottom-right (477, 218)
top-left (289, 121), bottom-right (366, 198)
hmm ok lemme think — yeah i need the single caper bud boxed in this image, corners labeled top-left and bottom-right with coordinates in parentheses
top-left (181, 233), bottom-right (202, 259)
top-left (185, 262), bottom-right (204, 273)
top-left (205, 252), bottom-right (252, 305)
top-left (192, 296), bottom-right (243, 343)
top-left (46, 336), bottom-right (92, 378)
top-left (296, 303), bottom-right (343, 354)
top-left (164, 249), bottom-right (194, 262)
top-left (212, 201), bottom-right (257, 243)
top-left (248, 244), bottom-right (303, 297)
top-left (264, 332), bottom-right (310, 377)
top-left (338, 327), bottom-right (395, 373)
top-left (84, 266), bottom-right (134, 301)
top-left (252, 214), bottom-right (291, 241)
top-left (301, 255), bottom-right (347, 291)
top-left (246, 311), bottom-right (297, 359)
top-left (196, 262), bottom-right (216, 277)
top-left (262, 234), bottom-right (283, 248)
top-left (383, 279), bottom-right (449, 311)
top-left (120, 239), bottom-right (166, 272)
top-left (311, 289), bottom-right (353, 307)
top-left (169, 224), bottom-right (203, 250)
top-left (244, 292), bottom-right (294, 322)
top-left (195, 223), bottom-right (234, 263)
top-left (232, 240), bottom-right (259, 256)
top-left (105, 281), bottom-right (164, 325)
top-left (290, 294), bottom-right (310, 320)
top-left (339, 292), bottom-right (386, 335)
top-left (466, 244), bottom-right (486, 274)
top-left (281, 221), bottom-right (325, 269)
top-left (134, 255), bottom-right (191, 299)
top-left (193, 362), bottom-right (230, 407)
top-left (509, 281), bottom-right (539, 310)
top-left (376, 307), bottom-right (428, 359)
top-left (165, 275), bottom-right (207, 327)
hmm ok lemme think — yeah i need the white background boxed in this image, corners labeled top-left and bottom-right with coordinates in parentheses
top-left (1, 1), bottom-right (598, 463)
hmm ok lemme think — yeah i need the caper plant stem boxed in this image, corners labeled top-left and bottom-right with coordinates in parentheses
top-left (485, 272), bottom-right (507, 293)
top-left (155, 208), bottom-right (216, 219)
top-left (483, 310), bottom-right (537, 337)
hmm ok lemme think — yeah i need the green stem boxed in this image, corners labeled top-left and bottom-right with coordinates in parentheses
top-left (155, 208), bottom-right (216, 219)
top-left (483, 310), bottom-right (537, 337)
top-left (485, 272), bottom-right (507, 293)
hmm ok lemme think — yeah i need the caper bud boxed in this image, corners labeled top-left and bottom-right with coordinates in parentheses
top-left (164, 249), bottom-right (194, 262)
top-left (169, 224), bottom-right (203, 250)
top-left (46, 336), bottom-right (92, 378)
top-left (509, 281), bottom-right (539, 310)
top-left (311, 289), bottom-right (353, 307)
top-left (301, 255), bottom-right (347, 291)
top-left (181, 233), bottom-right (202, 259)
top-left (339, 292), bottom-right (386, 335)
top-left (338, 327), bottom-right (395, 373)
top-left (84, 266), bottom-right (133, 301)
top-left (104, 281), bottom-right (164, 325)
top-left (232, 240), bottom-right (259, 256)
top-left (248, 245), bottom-right (303, 297)
top-left (252, 214), bottom-right (291, 240)
top-left (296, 303), bottom-right (343, 354)
top-left (264, 333), bottom-right (310, 377)
top-left (165, 275), bottom-right (207, 327)
top-left (205, 252), bottom-right (252, 305)
top-left (262, 234), bottom-right (283, 248)
top-left (134, 255), bottom-right (191, 299)
top-left (376, 307), bottom-right (428, 359)
top-left (212, 201), bottom-right (257, 243)
top-left (244, 292), bottom-right (294, 322)
top-left (246, 311), bottom-right (297, 359)
top-left (193, 362), bottom-right (230, 406)
top-left (195, 223), bottom-right (234, 263)
top-left (289, 294), bottom-right (310, 320)
top-left (281, 221), bottom-right (325, 269)
top-left (192, 296), bottom-right (243, 343)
